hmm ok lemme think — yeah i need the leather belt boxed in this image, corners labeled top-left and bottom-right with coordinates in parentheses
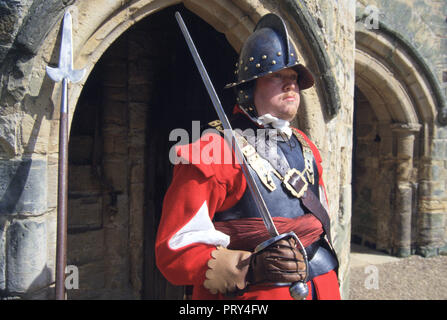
top-left (287, 171), bottom-right (332, 245)
top-left (305, 238), bottom-right (324, 261)
top-left (307, 244), bottom-right (338, 280)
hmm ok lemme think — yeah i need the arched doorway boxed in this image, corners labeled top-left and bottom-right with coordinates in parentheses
top-left (352, 27), bottom-right (437, 257)
top-left (67, 4), bottom-right (237, 299)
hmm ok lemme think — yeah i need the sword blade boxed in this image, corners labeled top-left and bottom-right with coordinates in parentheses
top-left (175, 12), bottom-right (279, 237)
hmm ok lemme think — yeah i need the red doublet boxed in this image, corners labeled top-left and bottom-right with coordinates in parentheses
top-left (155, 128), bottom-right (340, 300)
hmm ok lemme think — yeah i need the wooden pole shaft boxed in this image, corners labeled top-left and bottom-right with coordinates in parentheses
top-left (55, 78), bottom-right (69, 300)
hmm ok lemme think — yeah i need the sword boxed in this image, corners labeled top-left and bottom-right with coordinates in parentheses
top-left (175, 12), bottom-right (309, 299)
top-left (46, 11), bottom-right (86, 300)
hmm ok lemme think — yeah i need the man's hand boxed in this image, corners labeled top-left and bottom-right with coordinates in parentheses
top-left (248, 236), bottom-right (306, 284)
top-left (204, 247), bottom-right (251, 295)
top-left (203, 236), bottom-right (307, 295)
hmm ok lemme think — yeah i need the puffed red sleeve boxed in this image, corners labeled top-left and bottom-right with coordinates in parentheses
top-left (155, 132), bottom-right (246, 287)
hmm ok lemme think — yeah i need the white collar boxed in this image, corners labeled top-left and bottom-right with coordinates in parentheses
top-left (256, 113), bottom-right (293, 139)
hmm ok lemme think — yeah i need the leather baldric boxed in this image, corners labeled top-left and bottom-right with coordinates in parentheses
top-left (209, 120), bottom-right (333, 246)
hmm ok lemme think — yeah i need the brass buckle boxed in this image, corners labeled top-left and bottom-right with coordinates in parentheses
top-left (208, 120), bottom-right (224, 132)
top-left (283, 168), bottom-right (308, 198)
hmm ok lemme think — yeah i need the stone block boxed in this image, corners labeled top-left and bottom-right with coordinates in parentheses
top-left (67, 229), bottom-right (105, 266)
top-left (102, 63), bottom-right (127, 87)
top-left (66, 261), bottom-right (106, 300)
top-left (68, 195), bottom-right (103, 230)
top-left (69, 135), bottom-right (93, 165)
top-left (0, 113), bottom-right (19, 156)
top-left (129, 183), bottom-right (144, 215)
top-left (68, 165), bottom-right (102, 194)
top-left (102, 86), bottom-right (127, 102)
top-left (102, 160), bottom-right (128, 192)
top-left (129, 103), bottom-right (147, 132)
top-left (6, 219), bottom-right (49, 293)
top-left (418, 212), bottom-right (446, 230)
top-left (0, 218), bottom-right (6, 291)
top-left (110, 134), bottom-right (128, 156)
top-left (418, 199), bottom-right (447, 213)
top-left (21, 114), bottom-right (52, 155)
top-left (0, 158), bottom-right (47, 215)
top-left (437, 127), bottom-right (447, 139)
top-left (46, 158), bottom-right (58, 209)
top-left (416, 246), bottom-right (440, 258)
top-left (128, 133), bottom-right (145, 149)
top-left (102, 100), bottom-right (127, 126)
top-left (128, 83), bottom-right (152, 103)
top-left (15, 0), bottom-right (68, 56)
top-left (432, 140), bottom-right (447, 160)
top-left (0, 1), bottom-right (33, 57)
top-left (128, 59), bottom-right (152, 85)
top-left (130, 163), bottom-right (145, 184)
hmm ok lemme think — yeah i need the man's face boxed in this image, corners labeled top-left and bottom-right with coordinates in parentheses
top-left (253, 68), bottom-right (300, 121)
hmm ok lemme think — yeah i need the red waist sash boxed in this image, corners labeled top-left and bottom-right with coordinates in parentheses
top-left (214, 214), bottom-right (323, 251)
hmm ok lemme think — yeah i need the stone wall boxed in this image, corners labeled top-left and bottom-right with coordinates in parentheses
top-left (353, 0), bottom-right (447, 258)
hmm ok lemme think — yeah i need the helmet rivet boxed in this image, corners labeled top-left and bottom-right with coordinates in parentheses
top-left (240, 90), bottom-right (244, 94)
top-left (256, 63), bottom-right (260, 68)
top-left (290, 53), bottom-right (294, 57)
top-left (277, 52), bottom-right (282, 56)
top-left (271, 60), bottom-right (276, 65)
top-left (262, 55), bottom-right (267, 60)
top-left (249, 57), bottom-right (254, 62)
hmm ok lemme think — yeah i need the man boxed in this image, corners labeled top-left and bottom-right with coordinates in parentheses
top-left (155, 13), bottom-right (340, 300)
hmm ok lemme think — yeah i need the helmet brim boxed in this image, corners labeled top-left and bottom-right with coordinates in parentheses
top-left (224, 63), bottom-right (314, 90)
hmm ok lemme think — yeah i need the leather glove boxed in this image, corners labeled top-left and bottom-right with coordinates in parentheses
top-left (203, 236), bottom-right (307, 295)
top-left (204, 247), bottom-right (251, 295)
top-left (248, 236), bottom-right (307, 284)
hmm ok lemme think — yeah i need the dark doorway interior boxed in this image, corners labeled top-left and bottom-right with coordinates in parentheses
top-left (142, 5), bottom-right (237, 299)
top-left (67, 4), bottom-right (237, 299)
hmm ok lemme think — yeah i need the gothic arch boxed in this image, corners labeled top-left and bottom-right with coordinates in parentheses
top-left (355, 29), bottom-right (437, 128)
top-left (353, 27), bottom-right (438, 256)
top-left (33, 0), bottom-right (339, 141)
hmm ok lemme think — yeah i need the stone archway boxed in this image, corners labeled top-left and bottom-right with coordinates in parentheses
top-left (65, 3), bottom-right (241, 299)
top-left (353, 27), bottom-right (437, 257)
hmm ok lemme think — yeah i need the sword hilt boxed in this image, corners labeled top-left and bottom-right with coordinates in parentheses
top-left (254, 231), bottom-right (309, 300)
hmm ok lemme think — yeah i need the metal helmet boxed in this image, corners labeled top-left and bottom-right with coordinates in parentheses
top-left (225, 13), bottom-right (314, 116)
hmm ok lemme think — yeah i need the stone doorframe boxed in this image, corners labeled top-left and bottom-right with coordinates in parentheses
top-left (355, 26), bottom-right (442, 257)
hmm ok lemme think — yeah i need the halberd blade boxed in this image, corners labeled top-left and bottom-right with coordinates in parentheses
top-left (46, 11), bottom-right (86, 83)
